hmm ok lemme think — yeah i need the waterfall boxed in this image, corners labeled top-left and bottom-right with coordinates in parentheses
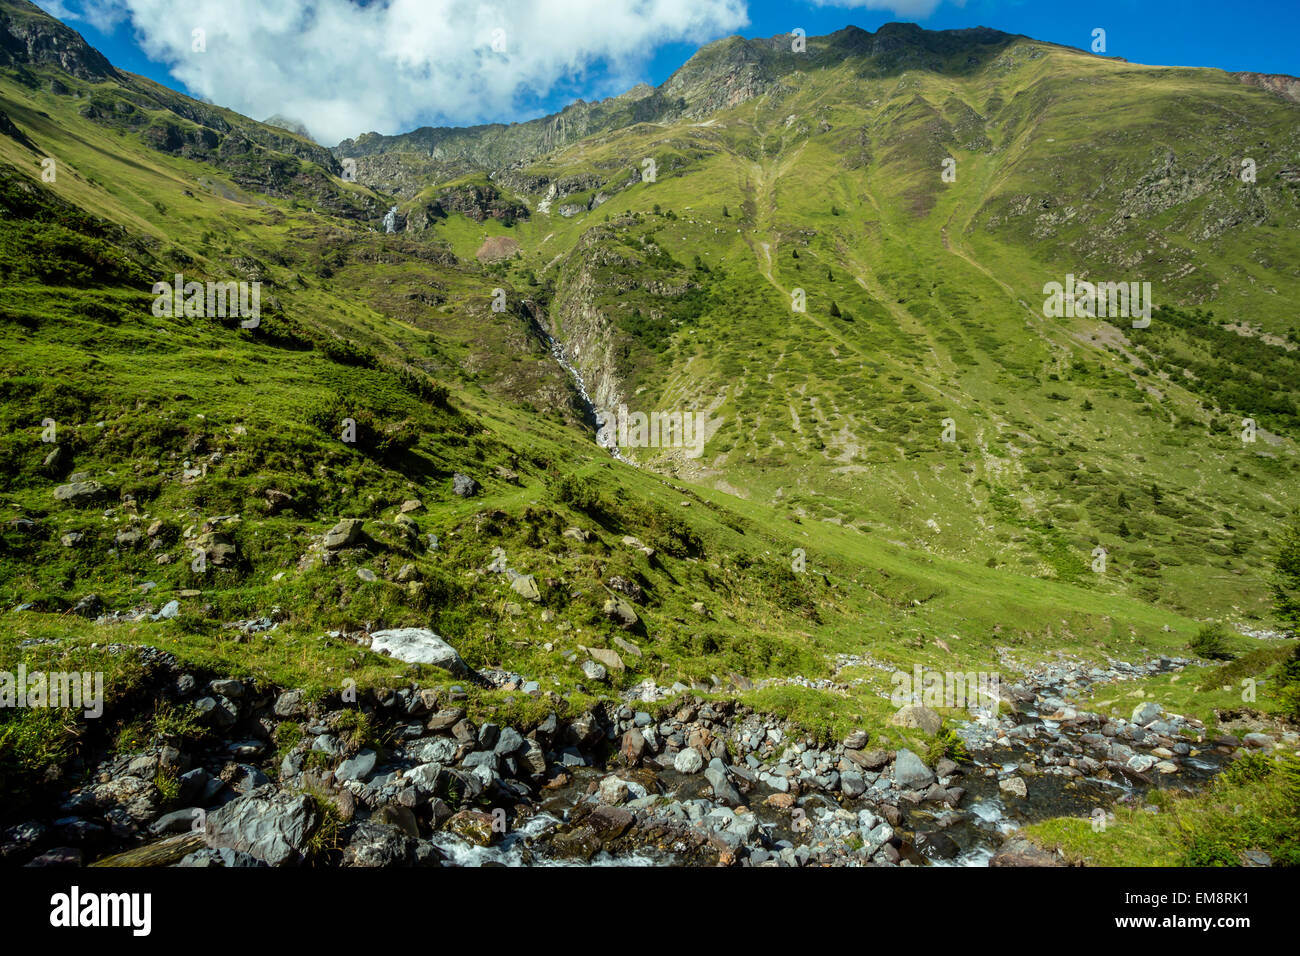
top-left (382, 205), bottom-right (398, 234)
top-left (543, 333), bottom-right (633, 465)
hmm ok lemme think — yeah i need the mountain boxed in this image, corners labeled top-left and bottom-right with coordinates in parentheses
top-left (0, 0), bottom-right (1297, 870)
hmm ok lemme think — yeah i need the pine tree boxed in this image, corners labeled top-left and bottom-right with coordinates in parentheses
top-left (1272, 512), bottom-right (1300, 633)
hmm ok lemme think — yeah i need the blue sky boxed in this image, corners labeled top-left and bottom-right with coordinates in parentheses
top-left (646, 0), bottom-right (1300, 88)
top-left (36, 0), bottom-right (1300, 144)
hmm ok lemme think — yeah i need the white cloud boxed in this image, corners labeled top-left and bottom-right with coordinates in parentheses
top-left (804, 0), bottom-right (963, 19)
top-left (35, 0), bottom-right (128, 34)
top-left (70, 0), bottom-right (748, 144)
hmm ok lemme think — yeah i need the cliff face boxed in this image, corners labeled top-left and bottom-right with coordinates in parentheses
top-left (1233, 71), bottom-right (1300, 104)
top-left (549, 231), bottom-right (630, 426)
top-left (0, 0), bottom-right (116, 80)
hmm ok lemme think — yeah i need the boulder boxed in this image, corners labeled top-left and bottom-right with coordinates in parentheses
top-left (990, 837), bottom-right (1064, 867)
top-left (674, 749), bottom-right (704, 774)
top-left (889, 704), bottom-right (943, 735)
top-left (340, 822), bottom-right (423, 867)
top-left (368, 628), bottom-right (472, 677)
top-left (999, 776), bottom-right (1028, 798)
top-left (893, 749), bottom-right (936, 790)
top-left (336, 749), bottom-right (377, 782)
top-left (1131, 702), bottom-right (1162, 725)
top-left (204, 789), bottom-right (319, 866)
top-left (843, 730), bottom-right (869, 750)
top-left (915, 830), bottom-right (961, 861)
top-left (840, 772), bottom-right (867, 798)
top-left (510, 574), bottom-right (541, 602)
top-left (705, 767), bottom-right (743, 807)
top-left (603, 595), bottom-right (639, 628)
top-left (446, 810), bottom-right (496, 846)
top-left (53, 479), bottom-right (107, 503)
top-left (589, 647), bottom-right (625, 672)
top-left (846, 748), bottom-right (891, 771)
top-left (323, 518), bottom-right (364, 550)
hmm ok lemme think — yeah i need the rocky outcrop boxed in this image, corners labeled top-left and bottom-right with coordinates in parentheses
top-left (1233, 71), bottom-right (1300, 104)
top-left (0, 0), bottom-right (117, 80)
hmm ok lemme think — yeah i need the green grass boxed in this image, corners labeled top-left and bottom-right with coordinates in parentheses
top-left (0, 13), bottom-right (1297, 835)
top-left (1028, 751), bottom-right (1300, 867)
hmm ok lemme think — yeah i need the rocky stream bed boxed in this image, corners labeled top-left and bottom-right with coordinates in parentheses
top-left (2, 634), bottom-right (1293, 869)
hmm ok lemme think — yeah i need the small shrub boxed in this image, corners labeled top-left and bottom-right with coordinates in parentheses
top-left (1188, 622), bottom-right (1234, 661)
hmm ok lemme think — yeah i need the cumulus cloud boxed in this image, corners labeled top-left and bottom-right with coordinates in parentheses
top-left (70, 0), bottom-right (749, 143)
top-left (804, 0), bottom-right (964, 19)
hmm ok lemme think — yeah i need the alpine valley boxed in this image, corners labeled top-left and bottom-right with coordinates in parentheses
top-left (1, 0), bottom-right (1298, 870)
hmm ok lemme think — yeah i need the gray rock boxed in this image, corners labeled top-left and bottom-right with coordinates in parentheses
top-left (193, 696), bottom-right (237, 730)
top-left (990, 837), bottom-right (1063, 867)
top-left (915, 830), bottom-right (960, 860)
top-left (840, 772), bottom-right (867, 798)
top-left (323, 518), bottom-right (364, 550)
top-left (893, 749), bottom-right (936, 790)
top-left (152, 600), bottom-right (180, 620)
top-left (889, 704), bottom-right (943, 735)
top-left (1131, 702), bottom-right (1162, 725)
top-left (603, 595), bottom-right (638, 628)
top-left (204, 789), bottom-right (319, 866)
top-left (150, 808), bottom-right (204, 836)
top-left (53, 480), bottom-right (107, 503)
top-left (520, 738), bottom-right (547, 776)
top-left (368, 628), bottom-right (472, 677)
top-left (494, 727), bottom-right (524, 756)
top-left (451, 473), bottom-right (479, 497)
top-left (589, 647), bottom-right (624, 672)
top-left (999, 776), bottom-right (1028, 798)
top-left (178, 847), bottom-right (265, 868)
top-left (673, 748), bottom-right (704, 774)
top-left (273, 689), bottom-right (306, 718)
top-left (210, 679), bottom-right (244, 698)
top-left (705, 767), bottom-right (743, 806)
top-left (510, 574), bottom-right (541, 602)
top-left (843, 730), bottom-right (869, 750)
top-left (598, 775), bottom-right (630, 806)
top-left (336, 749), bottom-right (377, 782)
top-left (462, 751), bottom-right (500, 773)
top-left (341, 822), bottom-right (425, 867)
top-left (582, 660), bottom-right (607, 682)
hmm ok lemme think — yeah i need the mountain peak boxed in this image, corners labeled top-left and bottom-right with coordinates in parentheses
top-left (0, 0), bottom-right (116, 81)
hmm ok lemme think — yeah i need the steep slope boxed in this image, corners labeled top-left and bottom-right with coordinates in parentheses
top-left (0, 1), bottom-right (1297, 868)
top-left (348, 23), bottom-right (1300, 626)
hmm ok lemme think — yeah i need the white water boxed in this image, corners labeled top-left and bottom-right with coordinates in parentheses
top-left (427, 812), bottom-right (658, 867)
top-left (543, 332), bottom-right (634, 464)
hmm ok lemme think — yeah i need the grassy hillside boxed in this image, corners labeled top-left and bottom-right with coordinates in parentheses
top-left (1, 4), bottom-right (1296, 806)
